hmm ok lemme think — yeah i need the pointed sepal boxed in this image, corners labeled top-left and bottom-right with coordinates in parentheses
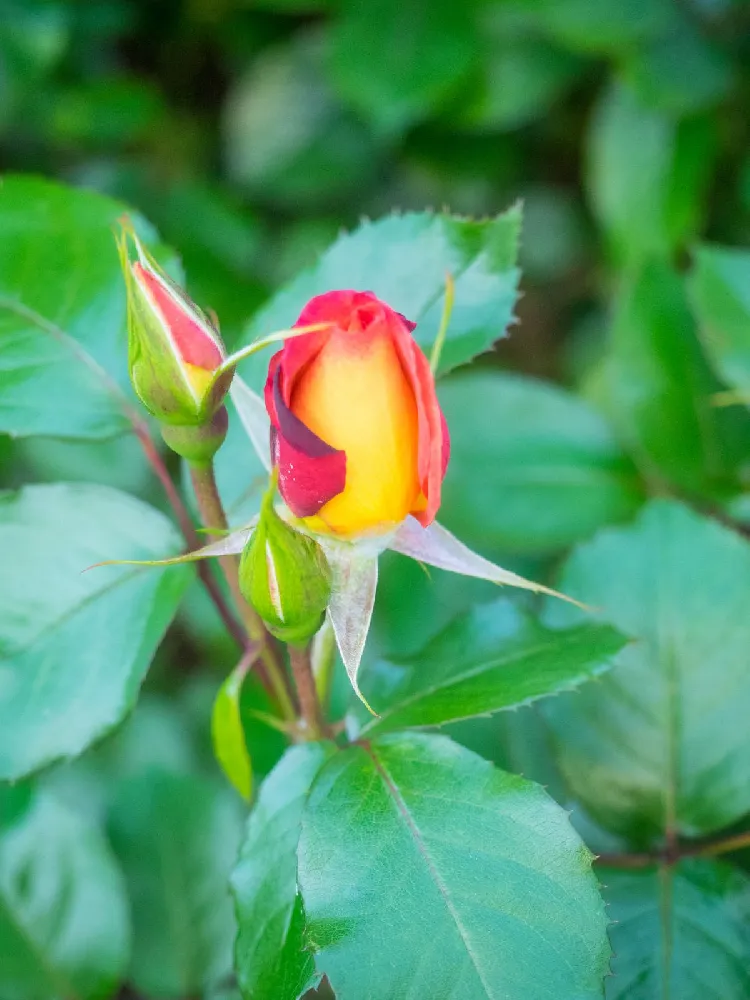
top-left (322, 541), bottom-right (379, 713)
top-left (88, 519), bottom-right (257, 571)
top-left (389, 517), bottom-right (585, 608)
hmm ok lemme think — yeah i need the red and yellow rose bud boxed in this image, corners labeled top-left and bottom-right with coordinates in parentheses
top-left (118, 223), bottom-right (233, 426)
top-left (264, 290), bottom-right (450, 537)
top-left (239, 487), bottom-right (332, 646)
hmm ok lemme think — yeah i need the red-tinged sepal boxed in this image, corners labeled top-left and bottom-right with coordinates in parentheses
top-left (119, 220), bottom-right (233, 426)
top-left (389, 517), bottom-right (585, 608)
top-left (321, 539), bottom-right (380, 714)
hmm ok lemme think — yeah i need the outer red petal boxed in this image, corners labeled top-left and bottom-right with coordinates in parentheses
top-left (390, 323), bottom-right (450, 527)
top-left (132, 263), bottom-right (223, 369)
top-left (265, 353), bottom-right (346, 518)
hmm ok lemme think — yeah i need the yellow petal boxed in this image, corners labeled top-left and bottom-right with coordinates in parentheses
top-left (292, 328), bottom-right (420, 535)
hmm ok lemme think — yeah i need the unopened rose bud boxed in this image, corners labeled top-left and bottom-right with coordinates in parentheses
top-left (264, 290), bottom-right (450, 537)
top-left (239, 486), bottom-right (331, 646)
top-left (118, 222), bottom-right (233, 426)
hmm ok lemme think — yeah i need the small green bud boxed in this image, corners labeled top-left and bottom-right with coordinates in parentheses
top-left (239, 488), bottom-right (331, 646)
top-left (161, 406), bottom-right (229, 466)
top-left (118, 221), bottom-right (233, 426)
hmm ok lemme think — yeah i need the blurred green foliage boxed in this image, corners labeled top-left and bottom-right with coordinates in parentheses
top-left (3, 1), bottom-right (750, 998)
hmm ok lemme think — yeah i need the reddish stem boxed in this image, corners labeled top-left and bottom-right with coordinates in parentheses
top-left (133, 421), bottom-right (247, 649)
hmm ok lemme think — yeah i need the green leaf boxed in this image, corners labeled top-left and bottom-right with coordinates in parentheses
top-left (543, 499), bottom-right (750, 842)
top-left (0, 483), bottom-right (191, 781)
top-left (212, 665), bottom-right (253, 801)
top-left (0, 784), bottom-right (130, 1000)
top-left (600, 259), bottom-right (750, 496)
top-left (231, 743), bottom-right (335, 1000)
top-left (329, 0), bottom-right (476, 131)
top-left (361, 599), bottom-right (626, 735)
top-left (586, 81), bottom-right (716, 262)
top-left (298, 732), bottom-right (610, 999)
top-left (605, 860), bottom-right (750, 998)
top-left (439, 370), bottom-right (643, 554)
top-left (688, 243), bottom-right (750, 396)
top-left (245, 207), bottom-right (521, 376)
top-left (108, 770), bottom-right (244, 998)
top-left (0, 175), bottom-right (169, 440)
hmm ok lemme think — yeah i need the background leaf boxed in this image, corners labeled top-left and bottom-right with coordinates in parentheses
top-left (543, 499), bottom-right (750, 842)
top-left (329, 0), bottom-right (476, 131)
top-left (586, 81), bottom-right (715, 262)
top-left (298, 732), bottom-right (610, 999)
top-left (0, 783), bottom-right (130, 1000)
top-left (244, 207), bottom-right (521, 376)
top-left (0, 175), bottom-right (169, 440)
top-left (108, 770), bottom-right (244, 999)
top-left (0, 483), bottom-right (191, 780)
top-left (439, 370), bottom-right (643, 553)
top-left (232, 742), bottom-right (334, 1000)
top-left (604, 860), bottom-right (750, 999)
top-left (361, 598), bottom-right (626, 735)
top-left (596, 260), bottom-right (750, 496)
top-left (689, 243), bottom-right (750, 396)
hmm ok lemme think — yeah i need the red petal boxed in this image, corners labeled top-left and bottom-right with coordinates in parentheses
top-left (390, 322), bottom-right (450, 527)
top-left (133, 263), bottom-right (223, 370)
top-left (267, 362), bottom-right (346, 517)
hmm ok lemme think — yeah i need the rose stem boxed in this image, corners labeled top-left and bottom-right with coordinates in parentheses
top-left (289, 644), bottom-right (330, 740)
top-left (188, 460), bottom-right (296, 722)
top-left (133, 420), bottom-right (247, 648)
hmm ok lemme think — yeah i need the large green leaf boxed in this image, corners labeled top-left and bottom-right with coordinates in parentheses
top-left (298, 732), bottom-right (609, 999)
top-left (245, 207), bottom-right (521, 376)
top-left (0, 784), bottom-right (130, 1000)
top-left (231, 743), bottom-right (335, 1000)
top-left (361, 598), bottom-right (626, 735)
top-left (439, 370), bottom-right (643, 553)
top-left (600, 260), bottom-right (750, 496)
top-left (108, 770), bottom-right (244, 998)
top-left (0, 483), bottom-right (191, 781)
top-left (688, 243), bottom-right (750, 395)
top-left (543, 499), bottom-right (750, 842)
top-left (605, 860), bottom-right (750, 999)
top-left (329, 0), bottom-right (476, 131)
top-left (0, 175), bottom-right (168, 440)
top-left (586, 81), bottom-right (715, 262)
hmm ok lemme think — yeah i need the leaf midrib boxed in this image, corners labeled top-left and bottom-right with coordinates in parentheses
top-left (364, 741), bottom-right (497, 999)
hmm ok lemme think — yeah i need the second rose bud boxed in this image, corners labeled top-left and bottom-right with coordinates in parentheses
top-left (239, 483), bottom-right (332, 647)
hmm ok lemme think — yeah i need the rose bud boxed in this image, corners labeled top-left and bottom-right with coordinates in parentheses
top-left (239, 486), bottom-right (332, 646)
top-left (118, 223), bottom-right (233, 426)
top-left (264, 290), bottom-right (450, 537)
